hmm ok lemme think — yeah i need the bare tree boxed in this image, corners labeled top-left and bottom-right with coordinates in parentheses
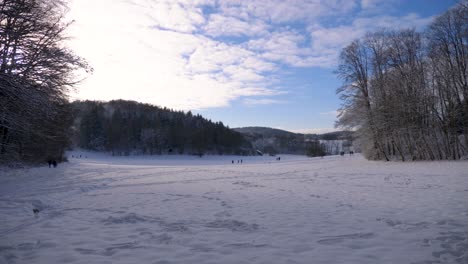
top-left (0, 0), bottom-right (89, 163)
top-left (427, 1), bottom-right (468, 158)
top-left (335, 1), bottom-right (467, 160)
top-left (336, 39), bottom-right (389, 160)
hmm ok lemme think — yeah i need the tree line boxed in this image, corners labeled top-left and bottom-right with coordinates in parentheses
top-left (73, 100), bottom-right (253, 156)
top-left (336, 1), bottom-right (467, 161)
top-left (235, 127), bottom-right (354, 157)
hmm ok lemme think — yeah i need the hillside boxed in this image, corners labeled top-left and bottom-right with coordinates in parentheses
top-left (234, 127), bottom-right (307, 155)
top-left (233, 127), bottom-right (299, 137)
top-left (72, 100), bottom-right (253, 156)
top-left (234, 126), bottom-right (354, 155)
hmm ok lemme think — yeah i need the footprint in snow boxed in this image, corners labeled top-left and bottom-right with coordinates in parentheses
top-left (317, 232), bottom-right (374, 245)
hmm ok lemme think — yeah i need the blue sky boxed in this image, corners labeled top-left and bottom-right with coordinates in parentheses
top-left (68, 0), bottom-right (457, 133)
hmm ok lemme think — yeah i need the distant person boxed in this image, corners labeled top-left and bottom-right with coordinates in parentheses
top-left (79, 154), bottom-right (82, 158)
top-left (47, 160), bottom-right (52, 168)
top-left (241, 159), bottom-right (243, 164)
top-left (349, 151), bottom-right (354, 156)
top-left (232, 160), bottom-right (234, 164)
top-left (52, 160), bottom-right (57, 168)
top-left (340, 151), bottom-right (345, 156)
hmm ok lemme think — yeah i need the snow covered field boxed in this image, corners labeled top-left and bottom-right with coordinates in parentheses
top-left (0, 153), bottom-right (467, 264)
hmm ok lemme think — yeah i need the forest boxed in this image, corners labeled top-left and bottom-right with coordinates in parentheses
top-left (336, 2), bottom-right (467, 161)
top-left (73, 100), bottom-right (253, 156)
top-left (234, 127), bottom-right (353, 156)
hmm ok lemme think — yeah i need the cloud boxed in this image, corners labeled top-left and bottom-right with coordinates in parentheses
top-left (217, 0), bottom-right (358, 23)
top-left (247, 30), bottom-right (334, 67)
top-left (307, 13), bottom-right (433, 66)
top-left (244, 10), bottom-right (433, 68)
top-left (203, 14), bottom-right (269, 37)
top-left (135, 0), bottom-right (209, 33)
top-left (360, 0), bottom-right (400, 13)
top-left (66, 0), bottom-right (439, 110)
top-left (243, 98), bottom-right (287, 106)
top-left (67, 0), bottom-right (280, 110)
top-left (361, 0), bottom-right (387, 10)
top-left (248, 31), bottom-right (306, 55)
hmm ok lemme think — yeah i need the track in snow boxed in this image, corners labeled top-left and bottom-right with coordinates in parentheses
top-left (0, 153), bottom-right (467, 264)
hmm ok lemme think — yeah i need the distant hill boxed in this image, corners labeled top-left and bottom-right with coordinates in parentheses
top-left (233, 127), bottom-right (299, 137)
top-left (234, 126), bottom-right (353, 140)
top-left (233, 126), bottom-right (306, 155)
top-left (234, 126), bottom-right (354, 155)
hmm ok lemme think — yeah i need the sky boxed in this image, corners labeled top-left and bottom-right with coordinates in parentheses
top-left (67, 0), bottom-right (457, 133)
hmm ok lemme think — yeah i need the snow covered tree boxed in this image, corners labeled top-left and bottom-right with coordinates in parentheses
top-left (336, 1), bottom-right (467, 161)
top-left (71, 100), bottom-right (254, 156)
top-left (0, 0), bottom-right (89, 163)
top-left (336, 38), bottom-right (389, 160)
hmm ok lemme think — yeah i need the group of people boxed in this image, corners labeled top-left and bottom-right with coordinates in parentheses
top-left (47, 159), bottom-right (57, 168)
top-left (340, 151), bottom-right (354, 156)
top-left (231, 156), bottom-right (282, 164)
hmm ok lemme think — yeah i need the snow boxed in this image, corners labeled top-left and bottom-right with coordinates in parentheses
top-left (0, 152), bottom-right (467, 264)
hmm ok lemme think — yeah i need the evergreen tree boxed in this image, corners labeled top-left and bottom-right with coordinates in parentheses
top-left (72, 100), bottom-right (254, 156)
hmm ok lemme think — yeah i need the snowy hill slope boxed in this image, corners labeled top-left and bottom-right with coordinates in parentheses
top-left (0, 154), bottom-right (467, 263)
top-left (233, 126), bottom-right (354, 155)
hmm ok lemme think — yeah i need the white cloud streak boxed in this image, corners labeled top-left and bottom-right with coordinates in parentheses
top-left (203, 15), bottom-right (269, 37)
top-left (243, 98), bottom-right (287, 106)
